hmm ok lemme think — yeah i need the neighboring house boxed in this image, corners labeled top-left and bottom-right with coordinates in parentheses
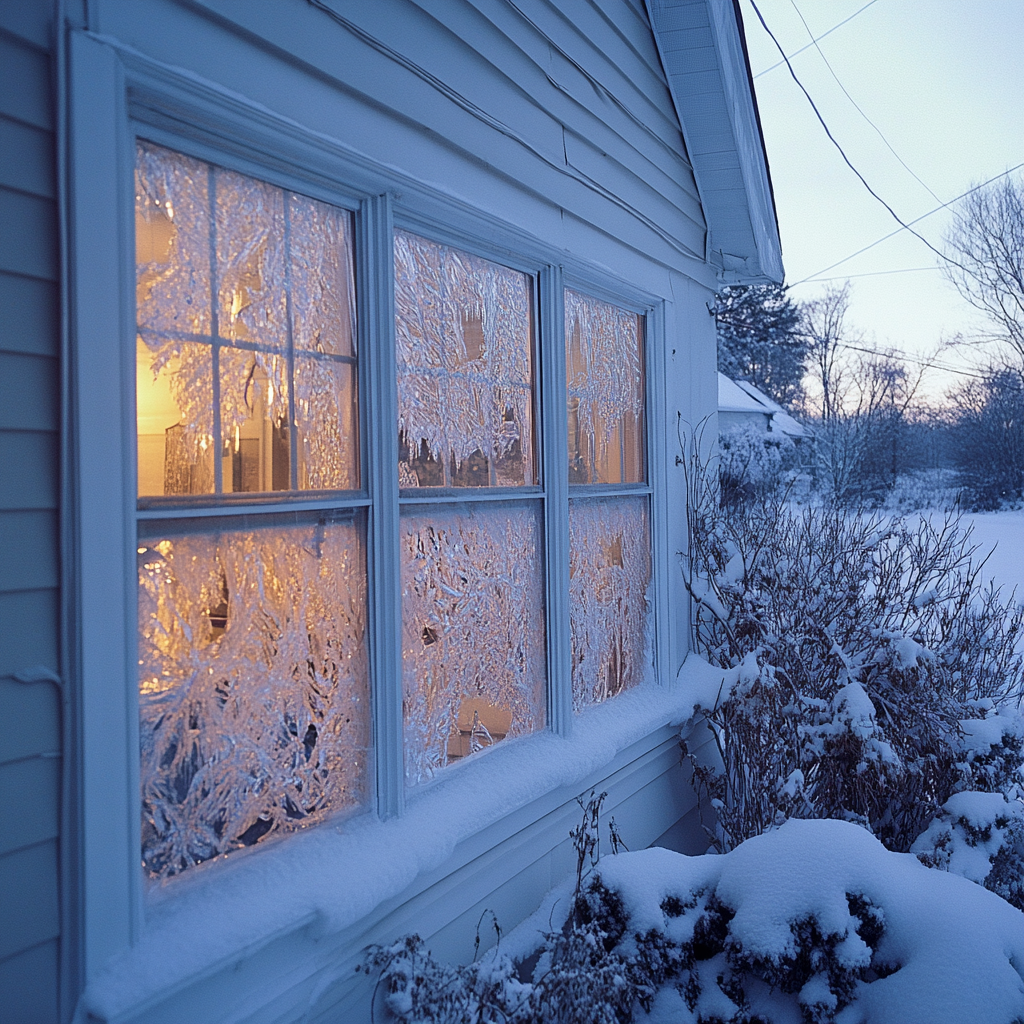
top-left (0, 2), bottom-right (781, 1021)
top-left (718, 372), bottom-right (808, 438)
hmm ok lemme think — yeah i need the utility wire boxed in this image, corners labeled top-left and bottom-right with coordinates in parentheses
top-left (746, 0), bottom-right (962, 274)
top-left (754, 0), bottom-right (881, 78)
top-left (801, 267), bottom-right (940, 284)
top-left (786, 0), bottom-right (941, 203)
top-left (792, 162), bottom-right (1024, 285)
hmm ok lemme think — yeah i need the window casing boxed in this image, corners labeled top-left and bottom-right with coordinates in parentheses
top-left (129, 139), bottom-right (657, 877)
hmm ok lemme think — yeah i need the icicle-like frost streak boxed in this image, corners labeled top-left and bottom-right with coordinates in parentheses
top-left (401, 505), bottom-right (546, 785)
top-left (565, 289), bottom-right (645, 484)
top-left (394, 231), bottom-right (535, 486)
top-left (569, 496), bottom-right (653, 712)
top-left (135, 141), bottom-right (358, 495)
top-left (138, 517), bottom-right (370, 879)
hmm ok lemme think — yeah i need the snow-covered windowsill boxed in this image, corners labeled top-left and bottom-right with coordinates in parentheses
top-left (79, 658), bottom-right (728, 1022)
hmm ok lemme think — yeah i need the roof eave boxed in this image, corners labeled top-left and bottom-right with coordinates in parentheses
top-left (646, 0), bottom-right (784, 285)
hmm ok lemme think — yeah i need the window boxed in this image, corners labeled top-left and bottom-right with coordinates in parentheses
top-left (134, 142), bottom-right (369, 879)
top-left (565, 291), bottom-right (653, 711)
top-left (131, 141), bottom-right (653, 878)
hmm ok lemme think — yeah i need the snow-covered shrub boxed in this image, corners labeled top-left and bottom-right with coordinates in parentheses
top-left (362, 818), bottom-right (1024, 1024)
top-left (718, 424), bottom-right (797, 506)
top-left (678, 423), bottom-right (1024, 891)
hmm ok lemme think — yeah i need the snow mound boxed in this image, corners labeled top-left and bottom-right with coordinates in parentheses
top-left (596, 818), bottom-right (1024, 1024)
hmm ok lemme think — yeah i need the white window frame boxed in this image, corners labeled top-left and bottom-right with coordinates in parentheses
top-left (66, 30), bottom-right (672, 981)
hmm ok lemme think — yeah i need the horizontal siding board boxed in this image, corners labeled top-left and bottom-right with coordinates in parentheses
top-left (415, 0), bottom-right (697, 197)
top-left (0, 1), bottom-right (54, 50)
top-left (0, 188), bottom-right (57, 279)
top-left (0, 938), bottom-right (60, 1024)
top-left (0, 673), bottom-right (61, 764)
top-left (0, 510), bottom-right (59, 591)
top-left (0, 352), bottom-right (58, 430)
top-left (0, 115), bottom-right (56, 198)
top-left (0, 590), bottom-right (59, 683)
top-left (0, 33), bottom-right (52, 129)
top-left (181, 0), bottom-right (703, 260)
top-left (0, 755), bottom-right (60, 855)
top-left (0, 273), bottom-right (59, 355)
top-left (0, 840), bottom-right (60, 961)
top-left (0, 431), bottom-right (58, 509)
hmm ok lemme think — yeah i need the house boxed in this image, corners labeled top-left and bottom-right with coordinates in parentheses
top-left (718, 372), bottom-right (809, 438)
top-left (0, 1), bottom-right (781, 1021)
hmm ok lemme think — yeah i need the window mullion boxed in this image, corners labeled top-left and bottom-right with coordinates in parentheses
top-left (360, 193), bottom-right (404, 819)
top-left (539, 266), bottom-right (572, 737)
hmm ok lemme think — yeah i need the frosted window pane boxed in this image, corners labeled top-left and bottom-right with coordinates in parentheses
top-left (137, 338), bottom-right (215, 496)
top-left (569, 496), bottom-right (652, 712)
top-left (138, 514), bottom-right (370, 879)
top-left (395, 230), bottom-right (536, 488)
top-left (295, 356), bottom-right (359, 490)
top-left (136, 142), bottom-right (212, 339)
top-left (135, 141), bottom-right (359, 497)
top-left (565, 289), bottom-right (645, 484)
top-left (401, 504), bottom-right (546, 784)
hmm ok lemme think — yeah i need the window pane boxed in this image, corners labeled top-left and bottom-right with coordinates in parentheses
top-left (565, 290), bottom-right (645, 484)
top-left (401, 503), bottom-right (546, 784)
top-left (569, 495), bottom-right (652, 711)
top-left (135, 141), bottom-right (359, 497)
top-left (395, 230), bottom-right (536, 488)
top-left (138, 513), bottom-right (370, 879)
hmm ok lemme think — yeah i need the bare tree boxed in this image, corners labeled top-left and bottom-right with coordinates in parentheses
top-left (944, 175), bottom-right (1024, 375)
top-left (802, 282), bottom-right (855, 421)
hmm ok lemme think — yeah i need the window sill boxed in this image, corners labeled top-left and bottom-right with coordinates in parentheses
top-left (79, 658), bottom-right (726, 1024)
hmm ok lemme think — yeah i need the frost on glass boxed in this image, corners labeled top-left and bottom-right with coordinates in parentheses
top-left (401, 504), bottom-right (546, 784)
top-left (565, 289), bottom-right (645, 484)
top-left (135, 141), bottom-right (358, 497)
top-left (569, 496), bottom-right (652, 712)
top-left (395, 230), bottom-right (536, 488)
top-left (138, 515), bottom-right (369, 879)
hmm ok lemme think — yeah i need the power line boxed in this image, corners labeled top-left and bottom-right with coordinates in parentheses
top-left (837, 341), bottom-right (989, 379)
top-left (786, 0), bottom-right (941, 204)
top-left (791, 162), bottom-right (1024, 285)
top-left (754, 0), bottom-right (881, 78)
top-left (746, 0), bottom-right (961, 274)
top-left (798, 267), bottom-right (940, 284)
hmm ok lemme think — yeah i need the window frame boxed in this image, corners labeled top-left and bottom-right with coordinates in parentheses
top-left (66, 33), bottom-right (671, 978)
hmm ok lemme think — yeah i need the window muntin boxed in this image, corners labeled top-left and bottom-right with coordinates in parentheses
top-left (400, 503), bottom-right (546, 785)
top-left (394, 230), bottom-right (536, 489)
top-left (135, 142), bottom-right (369, 879)
top-left (565, 289), bottom-right (645, 485)
top-left (135, 141), bottom-right (359, 499)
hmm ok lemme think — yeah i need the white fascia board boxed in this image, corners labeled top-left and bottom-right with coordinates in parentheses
top-left (646, 0), bottom-right (784, 285)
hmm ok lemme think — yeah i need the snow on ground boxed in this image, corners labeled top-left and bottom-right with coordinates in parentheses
top-left (959, 509), bottom-right (1024, 596)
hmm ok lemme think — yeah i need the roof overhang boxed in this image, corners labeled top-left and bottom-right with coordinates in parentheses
top-left (646, 0), bottom-right (784, 284)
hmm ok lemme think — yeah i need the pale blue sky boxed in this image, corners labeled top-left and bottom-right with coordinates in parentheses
top-left (741, 0), bottom-right (1024, 400)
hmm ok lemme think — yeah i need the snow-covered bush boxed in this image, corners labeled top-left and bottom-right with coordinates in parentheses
top-left (678, 424), bottom-right (1024, 897)
top-left (362, 817), bottom-right (1024, 1024)
top-left (717, 424), bottom-right (797, 506)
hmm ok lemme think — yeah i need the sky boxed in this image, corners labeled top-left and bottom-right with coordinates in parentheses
top-left (739, 0), bottom-right (1024, 403)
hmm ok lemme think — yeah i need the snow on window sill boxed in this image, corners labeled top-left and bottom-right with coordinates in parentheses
top-left (80, 657), bottom-right (727, 1021)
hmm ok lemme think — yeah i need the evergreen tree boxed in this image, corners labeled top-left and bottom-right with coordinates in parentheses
top-left (713, 282), bottom-right (808, 406)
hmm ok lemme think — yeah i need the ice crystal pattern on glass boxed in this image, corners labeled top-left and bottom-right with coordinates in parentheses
top-left (570, 496), bottom-right (652, 712)
top-left (135, 141), bottom-right (358, 496)
top-left (565, 289), bottom-right (644, 484)
top-left (138, 517), bottom-right (369, 879)
top-left (394, 230), bottom-right (535, 487)
top-left (401, 505), bottom-right (546, 784)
